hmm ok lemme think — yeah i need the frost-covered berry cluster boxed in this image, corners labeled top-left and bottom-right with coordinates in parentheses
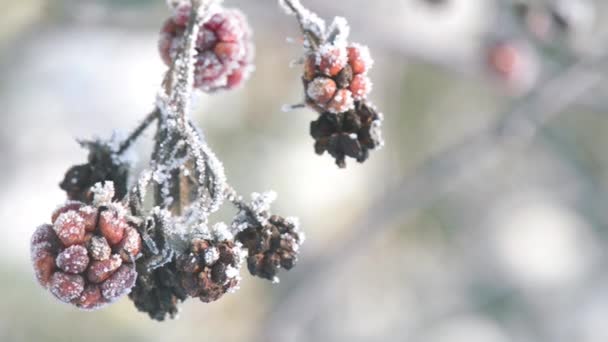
top-left (30, 0), bottom-right (386, 321)
top-left (159, 0), bottom-right (254, 92)
top-left (30, 0), bottom-right (314, 322)
top-left (31, 185), bottom-right (140, 310)
top-left (281, 0), bottom-right (384, 168)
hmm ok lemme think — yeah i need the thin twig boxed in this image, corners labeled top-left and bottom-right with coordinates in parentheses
top-left (117, 108), bottom-right (160, 155)
top-left (256, 52), bottom-right (608, 342)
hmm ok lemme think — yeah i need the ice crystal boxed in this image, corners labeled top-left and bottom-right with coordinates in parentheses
top-left (91, 182), bottom-right (115, 206)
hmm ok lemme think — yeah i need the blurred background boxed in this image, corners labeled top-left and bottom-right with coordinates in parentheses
top-left (2, 0), bottom-right (608, 341)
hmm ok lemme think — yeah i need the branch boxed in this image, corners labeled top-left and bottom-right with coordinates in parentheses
top-left (256, 52), bottom-right (608, 341)
top-left (117, 108), bottom-right (160, 155)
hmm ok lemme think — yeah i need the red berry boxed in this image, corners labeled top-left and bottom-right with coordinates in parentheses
top-left (326, 89), bottom-right (354, 114)
top-left (214, 42), bottom-right (243, 63)
top-left (89, 236), bottom-right (112, 261)
top-left (160, 7), bottom-right (254, 92)
top-left (225, 66), bottom-right (247, 89)
top-left (53, 211), bottom-right (87, 247)
top-left (50, 272), bottom-right (85, 303)
top-left (100, 265), bottom-right (137, 301)
top-left (347, 44), bottom-right (373, 75)
top-left (51, 202), bottom-right (82, 224)
top-left (56, 245), bottom-right (90, 274)
top-left (197, 29), bottom-right (219, 50)
top-left (78, 206), bottom-right (98, 232)
top-left (349, 74), bottom-right (372, 101)
top-left (31, 224), bottom-right (61, 248)
top-left (317, 44), bottom-right (347, 77)
top-left (99, 210), bottom-right (126, 246)
top-left (171, 1), bottom-right (191, 26)
top-left (76, 285), bottom-right (104, 310)
top-left (87, 255), bottom-right (122, 284)
top-left (32, 248), bottom-right (57, 288)
top-left (116, 227), bottom-right (142, 262)
top-left (306, 77), bottom-right (337, 105)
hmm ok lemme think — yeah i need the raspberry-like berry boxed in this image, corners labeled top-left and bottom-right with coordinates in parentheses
top-left (176, 226), bottom-right (244, 303)
top-left (159, 7), bottom-right (254, 92)
top-left (306, 77), bottom-right (337, 105)
top-left (236, 215), bottom-right (304, 282)
top-left (317, 44), bottom-right (348, 77)
top-left (326, 89), bottom-right (354, 114)
top-left (349, 74), bottom-right (372, 101)
top-left (31, 200), bottom-right (141, 310)
top-left (347, 44), bottom-right (373, 75)
top-left (302, 42), bottom-right (375, 116)
top-left (310, 101), bottom-right (384, 168)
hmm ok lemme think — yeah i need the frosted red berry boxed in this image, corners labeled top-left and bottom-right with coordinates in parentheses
top-left (87, 255), bottom-right (123, 284)
top-left (317, 45), bottom-right (347, 77)
top-left (100, 265), bottom-right (137, 301)
top-left (99, 209), bottom-right (126, 245)
top-left (347, 44), bottom-right (373, 75)
top-left (57, 245), bottom-right (90, 274)
top-left (306, 77), bottom-right (337, 105)
top-left (302, 42), bottom-right (375, 115)
top-left (159, 7), bottom-right (254, 92)
top-left (50, 272), bottom-right (85, 303)
top-left (349, 74), bottom-right (372, 101)
top-left (53, 211), bottom-right (87, 247)
top-left (326, 89), bottom-right (354, 114)
top-left (76, 285), bottom-right (104, 310)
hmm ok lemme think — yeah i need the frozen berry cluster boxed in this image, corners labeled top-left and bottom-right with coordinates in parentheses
top-left (311, 101), bottom-right (383, 168)
top-left (159, 3), bottom-right (254, 92)
top-left (176, 226), bottom-right (244, 303)
top-left (303, 43), bottom-right (373, 114)
top-left (31, 200), bottom-right (141, 310)
top-left (232, 192), bottom-right (305, 283)
top-left (285, 7), bottom-right (385, 168)
top-left (236, 215), bottom-right (304, 282)
top-left (60, 141), bottom-right (129, 203)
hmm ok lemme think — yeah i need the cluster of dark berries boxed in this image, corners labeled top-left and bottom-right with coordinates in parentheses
top-left (60, 140), bottom-right (129, 203)
top-left (310, 101), bottom-right (383, 168)
top-left (31, 186), bottom-right (141, 310)
top-left (236, 215), bottom-right (303, 282)
top-left (159, 2), bottom-right (254, 92)
top-left (232, 192), bottom-right (305, 283)
top-left (176, 224), bottom-right (245, 303)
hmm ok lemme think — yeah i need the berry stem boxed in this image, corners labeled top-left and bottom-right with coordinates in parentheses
top-left (281, 0), bottom-right (323, 50)
top-left (117, 108), bottom-right (160, 155)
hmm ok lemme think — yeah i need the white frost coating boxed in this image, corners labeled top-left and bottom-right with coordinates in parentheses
top-left (315, 43), bottom-right (348, 69)
top-left (326, 16), bottom-right (350, 46)
top-left (225, 265), bottom-right (240, 279)
top-left (204, 247), bottom-right (220, 265)
top-left (91, 182), bottom-right (115, 206)
top-left (306, 77), bottom-right (334, 101)
top-left (278, 0), bottom-right (326, 45)
top-left (212, 222), bottom-right (233, 241)
top-left (349, 43), bottom-right (375, 73)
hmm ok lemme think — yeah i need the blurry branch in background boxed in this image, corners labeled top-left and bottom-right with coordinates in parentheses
top-left (258, 41), bottom-right (608, 342)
